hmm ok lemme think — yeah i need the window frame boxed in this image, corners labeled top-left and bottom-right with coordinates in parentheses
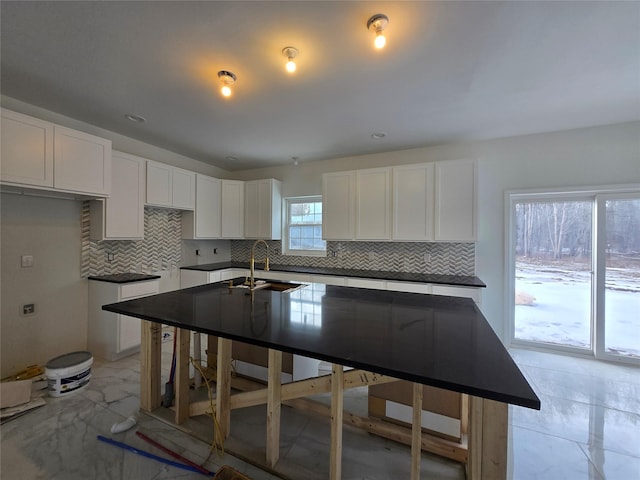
top-left (505, 183), bottom-right (640, 366)
top-left (282, 196), bottom-right (327, 257)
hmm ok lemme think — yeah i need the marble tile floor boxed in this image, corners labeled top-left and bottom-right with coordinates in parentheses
top-left (1, 345), bottom-right (638, 479)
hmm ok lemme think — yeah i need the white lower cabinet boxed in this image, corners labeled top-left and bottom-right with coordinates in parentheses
top-left (88, 279), bottom-right (160, 361)
top-left (385, 281), bottom-right (431, 294)
top-left (430, 284), bottom-right (482, 305)
top-left (180, 270), bottom-right (221, 288)
top-left (346, 277), bottom-right (387, 290)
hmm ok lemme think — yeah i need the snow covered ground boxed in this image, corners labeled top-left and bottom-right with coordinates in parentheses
top-left (515, 263), bottom-right (640, 357)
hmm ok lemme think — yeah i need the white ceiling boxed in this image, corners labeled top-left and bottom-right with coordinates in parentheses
top-left (2, 1), bottom-right (639, 171)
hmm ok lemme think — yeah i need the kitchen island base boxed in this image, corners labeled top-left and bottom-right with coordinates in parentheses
top-left (140, 323), bottom-right (508, 480)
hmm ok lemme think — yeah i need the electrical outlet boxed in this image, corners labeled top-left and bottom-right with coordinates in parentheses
top-left (213, 248), bottom-right (218, 254)
top-left (196, 249), bottom-right (201, 256)
top-left (22, 303), bottom-right (36, 316)
top-left (21, 255), bottom-right (34, 268)
top-left (424, 253), bottom-right (431, 262)
top-left (107, 253), bottom-right (115, 262)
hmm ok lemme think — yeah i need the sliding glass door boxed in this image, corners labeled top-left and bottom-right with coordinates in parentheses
top-left (509, 189), bottom-right (640, 365)
top-left (596, 195), bottom-right (640, 362)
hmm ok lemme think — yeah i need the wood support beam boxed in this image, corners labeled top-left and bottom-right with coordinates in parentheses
top-left (189, 369), bottom-right (395, 417)
top-left (467, 396), bottom-right (508, 480)
top-left (174, 328), bottom-right (191, 424)
top-left (216, 337), bottom-right (232, 438)
top-left (330, 364), bottom-right (344, 480)
top-left (140, 320), bottom-right (162, 411)
top-left (411, 383), bottom-right (423, 480)
top-left (266, 349), bottom-right (282, 467)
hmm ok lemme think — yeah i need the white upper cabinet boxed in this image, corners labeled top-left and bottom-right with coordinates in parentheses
top-left (1, 109), bottom-right (54, 188)
top-left (221, 180), bottom-right (245, 238)
top-left (434, 159), bottom-right (477, 241)
top-left (172, 167), bottom-right (196, 209)
top-left (356, 167), bottom-right (391, 240)
top-left (323, 159), bottom-right (477, 243)
top-left (322, 171), bottom-right (356, 240)
top-left (90, 151), bottom-right (145, 240)
top-left (54, 125), bottom-right (111, 196)
top-left (1, 109), bottom-right (111, 196)
top-left (182, 174), bottom-right (221, 239)
top-left (244, 178), bottom-right (282, 240)
top-left (393, 163), bottom-right (435, 241)
top-left (146, 160), bottom-right (195, 210)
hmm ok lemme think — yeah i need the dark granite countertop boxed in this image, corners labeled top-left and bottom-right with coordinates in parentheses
top-left (88, 273), bottom-right (161, 284)
top-left (104, 281), bottom-right (538, 409)
top-left (180, 261), bottom-right (486, 288)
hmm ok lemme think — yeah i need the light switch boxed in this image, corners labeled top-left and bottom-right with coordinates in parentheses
top-left (21, 255), bottom-right (34, 268)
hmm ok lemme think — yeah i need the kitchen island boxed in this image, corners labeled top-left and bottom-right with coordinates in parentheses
top-left (104, 279), bottom-right (539, 479)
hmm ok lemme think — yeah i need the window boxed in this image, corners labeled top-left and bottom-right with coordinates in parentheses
top-left (284, 196), bottom-right (326, 256)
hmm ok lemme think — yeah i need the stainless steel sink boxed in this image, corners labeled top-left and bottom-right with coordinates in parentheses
top-left (251, 282), bottom-right (308, 293)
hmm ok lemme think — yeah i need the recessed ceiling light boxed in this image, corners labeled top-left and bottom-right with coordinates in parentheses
top-left (371, 132), bottom-right (387, 139)
top-left (225, 156), bottom-right (238, 162)
top-left (124, 113), bottom-right (146, 123)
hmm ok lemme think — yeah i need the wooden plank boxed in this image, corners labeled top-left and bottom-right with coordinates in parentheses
top-left (411, 383), bottom-right (423, 480)
top-left (140, 320), bottom-right (162, 411)
top-left (460, 394), bottom-right (469, 434)
top-left (467, 396), bottom-right (509, 480)
top-left (480, 399), bottom-right (508, 480)
top-left (207, 335), bottom-right (217, 371)
top-left (216, 337), bottom-right (232, 438)
top-left (266, 349), bottom-right (282, 467)
top-left (330, 364), bottom-right (344, 480)
top-left (467, 396), bottom-right (484, 480)
top-left (278, 397), bottom-right (468, 464)
top-left (174, 328), bottom-right (191, 424)
top-left (189, 369), bottom-right (396, 416)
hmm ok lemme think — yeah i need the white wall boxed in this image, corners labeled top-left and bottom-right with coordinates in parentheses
top-left (1, 194), bottom-right (87, 377)
top-left (234, 121), bottom-right (640, 340)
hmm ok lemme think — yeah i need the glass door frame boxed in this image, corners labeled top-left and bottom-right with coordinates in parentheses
top-left (594, 192), bottom-right (640, 366)
top-left (506, 184), bottom-right (640, 365)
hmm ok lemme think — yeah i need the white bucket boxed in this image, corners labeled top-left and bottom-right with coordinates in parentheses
top-left (45, 351), bottom-right (93, 397)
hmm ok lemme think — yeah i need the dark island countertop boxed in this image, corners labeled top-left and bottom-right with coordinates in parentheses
top-left (88, 273), bottom-right (161, 284)
top-left (104, 280), bottom-right (538, 410)
top-left (180, 261), bottom-right (486, 288)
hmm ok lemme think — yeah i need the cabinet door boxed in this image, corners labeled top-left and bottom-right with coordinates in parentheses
top-left (356, 167), bottom-right (391, 240)
top-left (221, 180), bottom-right (245, 238)
top-left (172, 167), bottom-right (195, 210)
top-left (53, 125), bottom-right (111, 195)
top-left (103, 151), bottom-right (145, 239)
top-left (118, 315), bottom-right (141, 353)
top-left (257, 180), bottom-right (274, 238)
top-left (245, 179), bottom-right (282, 240)
top-left (0, 110), bottom-right (54, 187)
top-left (146, 161), bottom-right (172, 206)
top-left (431, 284), bottom-right (481, 305)
top-left (322, 171), bottom-right (355, 240)
top-left (195, 174), bottom-right (221, 238)
top-left (393, 163), bottom-right (434, 241)
top-left (244, 180), bottom-right (260, 238)
top-left (434, 159), bottom-right (477, 241)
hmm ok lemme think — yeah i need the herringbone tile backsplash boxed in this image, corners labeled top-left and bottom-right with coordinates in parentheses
top-left (82, 201), bottom-right (475, 277)
top-left (81, 202), bottom-right (182, 276)
top-left (231, 240), bottom-right (475, 275)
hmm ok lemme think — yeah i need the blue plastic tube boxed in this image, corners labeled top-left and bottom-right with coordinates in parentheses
top-left (96, 435), bottom-right (211, 476)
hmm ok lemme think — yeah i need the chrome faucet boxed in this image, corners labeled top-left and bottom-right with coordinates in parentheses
top-left (249, 239), bottom-right (270, 289)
